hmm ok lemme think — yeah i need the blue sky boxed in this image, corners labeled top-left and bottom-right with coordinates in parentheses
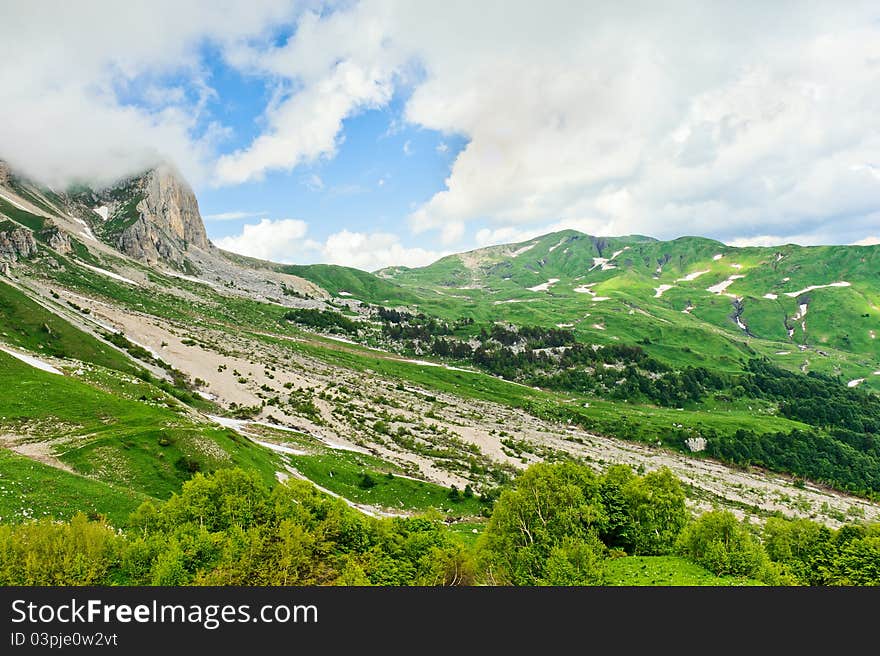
top-left (2, 2), bottom-right (879, 270)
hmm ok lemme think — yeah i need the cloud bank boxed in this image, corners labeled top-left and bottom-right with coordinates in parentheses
top-left (3, 1), bottom-right (879, 250)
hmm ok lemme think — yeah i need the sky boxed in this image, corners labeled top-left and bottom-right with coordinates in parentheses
top-left (1, 1), bottom-right (879, 271)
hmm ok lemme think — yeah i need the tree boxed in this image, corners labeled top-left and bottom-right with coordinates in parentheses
top-left (676, 510), bottom-right (767, 578)
top-left (621, 467), bottom-right (688, 555)
top-left (478, 462), bottom-right (607, 585)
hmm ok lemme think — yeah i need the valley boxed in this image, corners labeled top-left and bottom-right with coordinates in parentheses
top-left (1, 159), bottom-right (879, 585)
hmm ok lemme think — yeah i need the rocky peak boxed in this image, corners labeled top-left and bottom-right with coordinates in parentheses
top-left (0, 160), bottom-right (11, 186)
top-left (0, 224), bottom-right (38, 262)
top-left (101, 163), bottom-right (211, 269)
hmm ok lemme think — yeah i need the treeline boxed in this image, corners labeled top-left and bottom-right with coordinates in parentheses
top-left (1, 464), bottom-right (878, 586)
top-left (281, 308), bottom-right (360, 335)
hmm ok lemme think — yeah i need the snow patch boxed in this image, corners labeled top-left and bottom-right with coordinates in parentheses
top-left (848, 378), bottom-right (865, 388)
top-left (712, 253), bottom-right (723, 261)
top-left (573, 284), bottom-right (596, 294)
top-left (654, 284), bottom-right (673, 298)
top-left (527, 278), bottom-right (560, 292)
top-left (706, 275), bottom-right (745, 295)
top-left (784, 281), bottom-right (851, 297)
top-left (252, 439), bottom-right (307, 456)
top-left (676, 270), bottom-right (710, 282)
top-left (72, 218), bottom-right (97, 242)
top-left (0, 190), bottom-right (35, 213)
top-left (0, 346), bottom-right (63, 375)
top-left (682, 303), bottom-right (695, 314)
top-left (337, 291), bottom-right (353, 296)
top-left (592, 323), bottom-right (606, 330)
top-left (591, 296), bottom-right (611, 302)
top-left (763, 293), bottom-right (778, 300)
top-left (75, 261), bottom-right (138, 285)
top-left (92, 206), bottom-right (109, 221)
top-left (511, 242), bottom-right (538, 257)
top-left (548, 237), bottom-right (567, 253)
top-left (730, 263), bottom-right (743, 269)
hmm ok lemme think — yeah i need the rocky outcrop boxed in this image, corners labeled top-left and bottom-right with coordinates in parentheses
top-left (110, 164), bottom-right (211, 268)
top-left (0, 160), bottom-right (10, 186)
top-left (39, 222), bottom-right (72, 255)
top-left (0, 226), bottom-right (38, 262)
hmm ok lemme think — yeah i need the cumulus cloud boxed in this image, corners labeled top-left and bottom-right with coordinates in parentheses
top-left (5, 2), bottom-right (880, 252)
top-left (211, 1), bottom-right (880, 246)
top-left (216, 219), bottom-right (444, 270)
top-left (852, 236), bottom-right (880, 247)
top-left (215, 218), bottom-right (309, 261)
top-left (0, 0), bottom-right (295, 187)
top-left (203, 210), bottom-right (268, 221)
top-left (316, 230), bottom-right (445, 270)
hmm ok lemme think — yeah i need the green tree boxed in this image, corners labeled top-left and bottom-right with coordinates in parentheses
top-left (676, 510), bottom-right (767, 578)
top-left (478, 462), bottom-right (607, 585)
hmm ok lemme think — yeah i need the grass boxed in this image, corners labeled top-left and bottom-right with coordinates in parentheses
top-left (0, 279), bottom-right (137, 373)
top-left (0, 351), bottom-right (281, 502)
top-left (287, 450), bottom-right (488, 516)
top-left (603, 556), bottom-right (764, 586)
top-left (0, 449), bottom-right (149, 526)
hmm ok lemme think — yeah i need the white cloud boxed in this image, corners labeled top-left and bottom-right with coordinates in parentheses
top-left (304, 173), bottom-right (325, 191)
top-left (317, 230), bottom-right (444, 270)
top-left (403, 140), bottom-right (413, 156)
top-left (203, 210), bottom-right (268, 221)
top-left (852, 236), bottom-right (880, 246)
top-left (6, 2), bottom-right (880, 250)
top-left (0, 0), bottom-right (296, 188)
top-left (436, 142), bottom-right (448, 154)
top-left (215, 219), bottom-right (444, 271)
top-left (210, 2), bottom-right (880, 246)
top-left (215, 4), bottom-right (403, 184)
top-left (215, 218), bottom-right (309, 261)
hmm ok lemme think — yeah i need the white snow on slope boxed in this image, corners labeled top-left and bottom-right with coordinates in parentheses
top-left (713, 254), bottom-right (724, 261)
top-left (706, 275), bottom-right (745, 295)
top-left (848, 378), bottom-right (865, 388)
top-left (654, 284), bottom-right (673, 298)
top-left (573, 283), bottom-right (596, 294)
top-left (72, 217), bottom-right (97, 242)
top-left (337, 291), bottom-right (352, 296)
top-left (763, 293), bottom-right (778, 300)
top-left (0, 190), bottom-right (36, 213)
top-left (92, 206), bottom-right (109, 221)
top-left (528, 278), bottom-right (560, 292)
top-left (784, 282), bottom-right (851, 297)
top-left (548, 237), bottom-right (567, 253)
top-left (511, 242), bottom-right (537, 257)
top-left (591, 296), bottom-right (611, 302)
top-left (0, 346), bottom-right (62, 375)
top-left (676, 270), bottom-right (710, 282)
top-left (76, 261), bottom-right (138, 285)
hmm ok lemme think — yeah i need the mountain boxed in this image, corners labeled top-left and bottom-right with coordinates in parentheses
top-left (363, 229), bottom-right (880, 385)
top-left (1, 159), bottom-right (879, 547)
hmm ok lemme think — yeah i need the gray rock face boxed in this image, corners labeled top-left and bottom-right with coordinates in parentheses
top-left (0, 161), bottom-right (10, 186)
top-left (112, 164), bottom-right (211, 267)
top-left (0, 226), bottom-right (38, 262)
top-left (39, 222), bottom-right (72, 255)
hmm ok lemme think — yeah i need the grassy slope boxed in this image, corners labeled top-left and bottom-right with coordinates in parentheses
top-left (0, 450), bottom-right (148, 526)
top-left (0, 352), bottom-right (280, 501)
top-left (374, 230), bottom-right (880, 390)
top-left (0, 279), bottom-right (136, 373)
top-left (603, 556), bottom-right (764, 586)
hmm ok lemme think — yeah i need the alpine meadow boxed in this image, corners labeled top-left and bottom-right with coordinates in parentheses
top-left (1, 1), bottom-right (880, 589)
